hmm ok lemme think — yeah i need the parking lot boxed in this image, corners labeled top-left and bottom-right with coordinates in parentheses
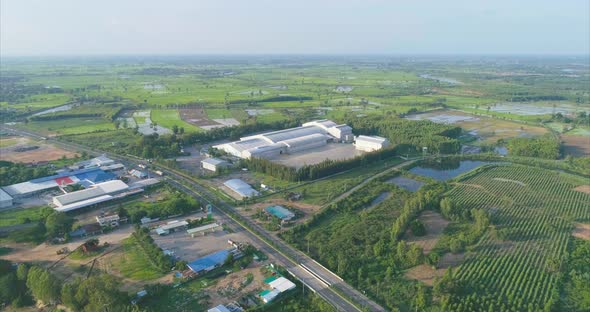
top-left (271, 143), bottom-right (363, 168)
top-left (151, 222), bottom-right (259, 262)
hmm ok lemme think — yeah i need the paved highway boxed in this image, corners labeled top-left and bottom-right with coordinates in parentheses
top-left (3, 126), bottom-right (387, 312)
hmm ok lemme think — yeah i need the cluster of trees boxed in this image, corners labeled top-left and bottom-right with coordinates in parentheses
top-left (131, 227), bottom-right (172, 272)
top-left (437, 198), bottom-right (491, 254)
top-left (507, 95), bottom-right (567, 102)
top-left (343, 115), bottom-right (462, 154)
top-left (0, 160), bottom-right (54, 186)
top-left (126, 191), bottom-right (201, 223)
top-left (1, 262), bottom-right (132, 311)
top-left (244, 146), bottom-right (399, 181)
top-left (0, 261), bottom-right (32, 307)
top-left (129, 133), bottom-right (185, 159)
top-left (507, 134), bottom-right (561, 159)
top-left (562, 239), bottom-right (590, 311)
top-left (391, 183), bottom-right (448, 241)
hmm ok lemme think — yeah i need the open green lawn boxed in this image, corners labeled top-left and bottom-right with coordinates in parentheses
top-left (114, 236), bottom-right (166, 281)
top-left (0, 137), bottom-right (19, 148)
top-left (151, 109), bottom-right (202, 132)
top-left (21, 117), bottom-right (117, 136)
top-left (0, 206), bottom-right (52, 227)
top-left (1, 93), bottom-right (72, 111)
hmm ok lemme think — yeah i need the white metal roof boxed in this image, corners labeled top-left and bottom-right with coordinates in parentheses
top-left (268, 276), bottom-right (296, 293)
top-left (3, 179), bottom-right (59, 196)
top-left (201, 158), bottom-right (227, 166)
top-left (158, 220), bottom-right (189, 231)
top-left (208, 305), bottom-right (231, 312)
top-left (356, 135), bottom-right (389, 144)
top-left (0, 188), bottom-right (13, 202)
top-left (281, 133), bottom-right (328, 148)
top-left (224, 179), bottom-right (259, 197)
top-left (53, 195), bottom-right (114, 212)
top-left (187, 223), bottom-right (220, 234)
top-left (261, 289), bottom-right (280, 303)
top-left (260, 125), bottom-right (326, 143)
top-left (53, 180), bottom-right (128, 206)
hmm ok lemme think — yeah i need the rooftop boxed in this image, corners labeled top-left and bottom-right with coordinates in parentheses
top-left (201, 158), bottom-right (228, 166)
top-left (0, 188), bottom-right (13, 202)
top-left (264, 205), bottom-right (295, 220)
top-left (157, 220), bottom-right (189, 231)
top-left (224, 179), bottom-right (259, 198)
top-left (187, 249), bottom-right (231, 272)
top-left (356, 135), bottom-right (389, 144)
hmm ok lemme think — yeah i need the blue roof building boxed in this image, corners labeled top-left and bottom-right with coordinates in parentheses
top-left (187, 249), bottom-right (231, 273)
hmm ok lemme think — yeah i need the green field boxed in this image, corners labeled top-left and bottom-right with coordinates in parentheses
top-left (113, 236), bottom-right (166, 281)
top-left (20, 117), bottom-right (116, 135)
top-left (150, 109), bottom-right (202, 132)
top-left (0, 206), bottom-right (52, 227)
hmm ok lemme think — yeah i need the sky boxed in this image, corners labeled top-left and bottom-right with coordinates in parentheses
top-left (1, 0), bottom-right (589, 56)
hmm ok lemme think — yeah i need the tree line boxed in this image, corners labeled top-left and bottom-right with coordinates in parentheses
top-left (243, 145), bottom-right (399, 181)
top-left (507, 134), bottom-right (561, 159)
top-left (342, 114), bottom-right (462, 154)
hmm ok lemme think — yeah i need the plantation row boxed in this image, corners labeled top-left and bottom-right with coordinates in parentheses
top-left (444, 165), bottom-right (589, 311)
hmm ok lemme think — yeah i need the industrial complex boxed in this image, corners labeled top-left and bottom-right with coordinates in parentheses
top-left (0, 155), bottom-right (158, 212)
top-left (213, 119), bottom-right (387, 160)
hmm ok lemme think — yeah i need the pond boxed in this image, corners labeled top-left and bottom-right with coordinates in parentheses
top-left (387, 176), bottom-right (425, 192)
top-left (409, 160), bottom-right (493, 181)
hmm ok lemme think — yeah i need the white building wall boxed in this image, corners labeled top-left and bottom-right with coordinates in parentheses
top-left (202, 162), bottom-right (218, 172)
top-left (286, 139), bottom-right (327, 153)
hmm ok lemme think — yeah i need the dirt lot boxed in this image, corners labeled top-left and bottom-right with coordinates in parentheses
top-left (404, 252), bottom-right (465, 286)
top-left (152, 223), bottom-right (258, 263)
top-left (271, 143), bottom-right (364, 169)
top-left (405, 211), bottom-right (450, 254)
top-left (0, 225), bottom-right (134, 265)
top-left (180, 108), bottom-right (221, 127)
top-left (572, 223), bottom-right (590, 240)
top-left (561, 134), bottom-right (590, 157)
top-left (0, 136), bottom-right (78, 163)
top-left (574, 185), bottom-right (590, 195)
top-left (207, 264), bottom-right (267, 307)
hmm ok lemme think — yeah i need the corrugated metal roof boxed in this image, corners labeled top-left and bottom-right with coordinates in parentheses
top-left (201, 158), bottom-right (227, 166)
top-left (356, 135), bottom-right (388, 144)
top-left (268, 277), bottom-right (296, 292)
top-left (281, 133), bottom-right (327, 148)
top-left (158, 220), bottom-right (189, 231)
top-left (53, 180), bottom-right (128, 206)
top-left (0, 188), bottom-right (13, 202)
top-left (187, 223), bottom-right (220, 234)
top-left (187, 249), bottom-right (230, 272)
top-left (224, 179), bottom-right (259, 197)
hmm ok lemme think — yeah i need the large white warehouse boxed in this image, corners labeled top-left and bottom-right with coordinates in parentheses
top-left (214, 119), bottom-right (353, 159)
top-left (355, 135), bottom-right (390, 152)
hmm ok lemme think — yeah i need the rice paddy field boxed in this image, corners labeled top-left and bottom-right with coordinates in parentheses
top-left (1, 56), bottom-right (587, 147)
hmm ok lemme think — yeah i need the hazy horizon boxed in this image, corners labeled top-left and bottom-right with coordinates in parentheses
top-left (1, 0), bottom-right (589, 56)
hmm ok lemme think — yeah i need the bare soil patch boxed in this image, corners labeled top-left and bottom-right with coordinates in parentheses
top-left (572, 223), bottom-right (590, 240)
top-left (405, 211), bottom-right (450, 254)
top-left (207, 264), bottom-right (266, 306)
top-left (404, 264), bottom-right (445, 286)
top-left (0, 138), bottom-right (78, 164)
top-left (404, 252), bottom-right (465, 286)
top-left (574, 185), bottom-right (590, 195)
top-left (179, 108), bottom-right (221, 127)
top-left (561, 135), bottom-right (590, 157)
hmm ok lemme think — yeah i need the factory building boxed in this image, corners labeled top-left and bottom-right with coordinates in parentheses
top-left (0, 188), bottom-right (13, 209)
top-left (213, 119), bottom-right (354, 159)
top-left (2, 167), bottom-right (115, 199)
top-left (354, 135), bottom-right (390, 152)
top-left (52, 180), bottom-right (132, 212)
top-left (223, 179), bottom-right (259, 199)
top-left (201, 158), bottom-right (230, 172)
